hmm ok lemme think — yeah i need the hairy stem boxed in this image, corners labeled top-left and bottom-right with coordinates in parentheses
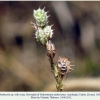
top-left (48, 54), bottom-right (63, 91)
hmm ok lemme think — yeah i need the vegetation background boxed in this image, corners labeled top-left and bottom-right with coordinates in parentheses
top-left (0, 1), bottom-right (100, 91)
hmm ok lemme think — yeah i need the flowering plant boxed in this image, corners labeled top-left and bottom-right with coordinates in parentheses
top-left (31, 7), bottom-right (74, 91)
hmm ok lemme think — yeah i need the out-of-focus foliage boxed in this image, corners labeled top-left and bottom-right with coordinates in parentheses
top-left (0, 1), bottom-right (100, 91)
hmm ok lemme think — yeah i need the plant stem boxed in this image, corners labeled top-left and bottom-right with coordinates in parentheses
top-left (48, 55), bottom-right (63, 91)
top-left (55, 66), bottom-right (63, 91)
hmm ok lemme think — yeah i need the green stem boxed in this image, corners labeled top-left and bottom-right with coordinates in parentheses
top-left (53, 64), bottom-right (63, 91)
top-left (56, 74), bottom-right (63, 91)
top-left (45, 43), bottom-right (63, 91)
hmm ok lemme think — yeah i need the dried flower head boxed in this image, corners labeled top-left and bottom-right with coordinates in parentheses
top-left (57, 56), bottom-right (73, 76)
top-left (33, 7), bottom-right (49, 27)
top-left (46, 40), bottom-right (55, 59)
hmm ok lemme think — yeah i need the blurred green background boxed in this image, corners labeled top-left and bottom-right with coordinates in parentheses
top-left (0, 1), bottom-right (100, 91)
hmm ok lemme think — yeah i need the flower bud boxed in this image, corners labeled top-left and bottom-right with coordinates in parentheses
top-left (35, 25), bottom-right (54, 45)
top-left (33, 8), bottom-right (49, 27)
top-left (46, 40), bottom-right (55, 59)
top-left (35, 27), bottom-right (47, 45)
top-left (57, 57), bottom-right (73, 76)
top-left (43, 25), bottom-right (53, 39)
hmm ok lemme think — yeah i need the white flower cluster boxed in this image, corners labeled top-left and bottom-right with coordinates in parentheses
top-left (34, 8), bottom-right (48, 27)
top-left (33, 8), bottom-right (54, 45)
top-left (35, 26), bottom-right (53, 45)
